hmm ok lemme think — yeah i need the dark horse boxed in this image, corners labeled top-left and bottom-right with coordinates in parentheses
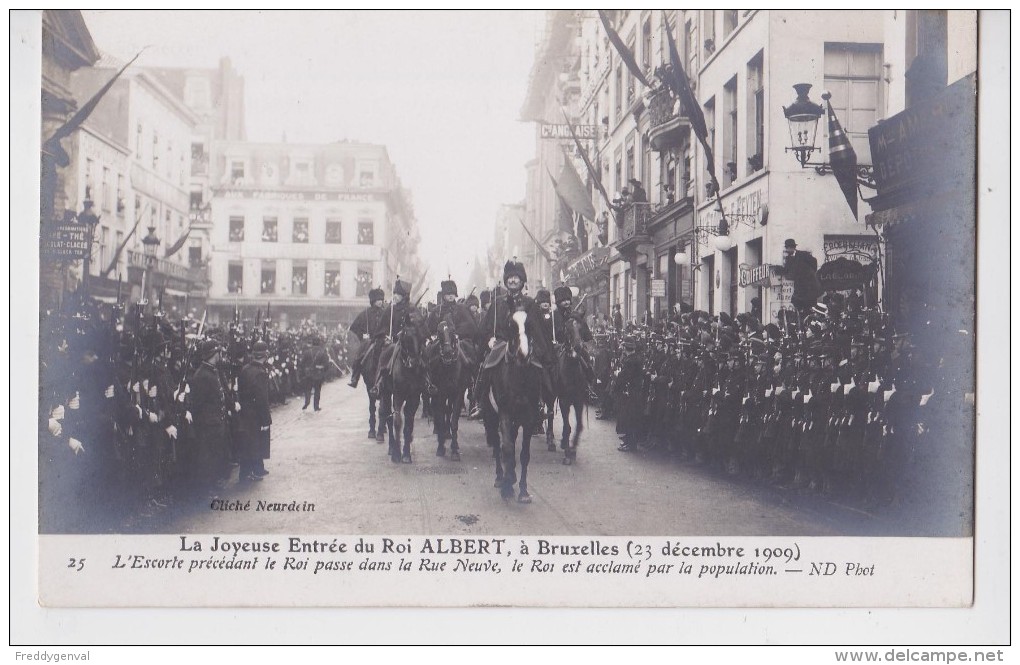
top-left (427, 320), bottom-right (475, 461)
top-left (555, 317), bottom-right (588, 464)
top-left (378, 317), bottom-right (426, 463)
top-left (360, 342), bottom-right (385, 443)
top-left (482, 310), bottom-right (543, 502)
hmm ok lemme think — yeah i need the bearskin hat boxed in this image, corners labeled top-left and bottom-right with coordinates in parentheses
top-left (502, 260), bottom-right (527, 285)
top-left (368, 287), bottom-right (385, 304)
top-left (440, 280), bottom-right (458, 297)
top-left (554, 286), bottom-right (573, 304)
top-left (393, 279), bottom-right (411, 298)
top-left (535, 288), bottom-right (550, 304)
top-left (465, 294), bottom-right (479, 308)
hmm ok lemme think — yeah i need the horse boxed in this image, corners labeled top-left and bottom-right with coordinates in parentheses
top-left (426, 320), bottom-right (476, 461)
top-left (360, 342), bottom-right (385, 443)
top-left (482, 310), bottom-right (543, 502)
top-left (555, 317), bottom-right (588, 464)
top-left (378, 316), bottom-right (426, 464)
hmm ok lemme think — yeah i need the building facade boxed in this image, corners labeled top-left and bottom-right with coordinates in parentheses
top-left (69, 62), bottom-right (201, 312)
top-left (205, 140), bottom-right (422, 329)
top-left (559, 10), bottom-right (892, 325)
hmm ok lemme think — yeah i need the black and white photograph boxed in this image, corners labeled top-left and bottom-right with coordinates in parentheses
top-left (12, 7), bottom-right (1008, 648)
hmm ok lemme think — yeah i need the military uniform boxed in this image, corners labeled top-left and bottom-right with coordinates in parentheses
top-left (347, 288), bottom-right (386, 388)
top-left (300, 335), bottom-right (329, 410)
top-left (237, 342), bottom-right (272, 481)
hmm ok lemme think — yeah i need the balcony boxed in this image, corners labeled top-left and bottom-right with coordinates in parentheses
top-left (127, 250), bottom-right (191, 280)
top-left (614, 203), bottom-right (652, 257)
top-left (647, 88), bottom-right (690, 153)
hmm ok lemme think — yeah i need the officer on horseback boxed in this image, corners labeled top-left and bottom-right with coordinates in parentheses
top-left (347, 287), bottom-right (386, 389)
top-left (369, 279), bottom-right (416, 397)
top-left (470, 260), bottom-right (554, 418)
top-left (425, 280), bottom-right (478, 393)
top-left (551, 285), bottom-right (598, 391)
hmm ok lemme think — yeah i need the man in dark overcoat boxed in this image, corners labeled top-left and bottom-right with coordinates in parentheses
top-left (237, 341), bottom-right (272, 481)
top-left (188, 339), bottom-right (230, 490)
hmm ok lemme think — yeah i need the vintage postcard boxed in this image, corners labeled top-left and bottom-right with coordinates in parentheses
top-left (12, 8), bottom-right (1008, 645)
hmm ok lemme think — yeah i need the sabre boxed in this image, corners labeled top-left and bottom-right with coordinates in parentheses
top-left (197, 309), bottom-right (208, 338)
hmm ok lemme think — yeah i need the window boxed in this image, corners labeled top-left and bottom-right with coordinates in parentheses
top-left (98, 226), bottom-right (109, 275)
top-left (262, 217), bottom-right (278, 242)
top-left (102, 167), bottom-right (112, 212)
top-left (641, 19), bottom-right (652, 71)
top-left (84, 158), bottom-right (94, 201)
top-left (294, 161), bottom-right (312, 185)
top-left (614, 64), bottom-right (623, 121)
top-left (685, 19), bottom-right (696, 73)
top-left (116, 175), bottom-right (125, 213)
top-left (723, 76), bottom-right (738, 186)
top-left (229, 216), bottom-right (245, 242)
top-left (292, 217), bottom-right (309, 243)
top-left (358, 167), bottom-right (375, 188)
top-left (702, 11), bottom-right (716, 59)
top-left (356, 262), bottom-right (373, 297)
top-left (152, 132), bottom-right (159, 170)
top-left (357, 221), bottom-right (374, 245)
top-left (114, 231), bottom-right (124, 272)
top-left (292, 264), bottom-right (308, 295)
top-left (135, 123), bottom-right (143, 157)
top-left (324, 268), bottom-right (342, 297)
top-left (230, 160), bottom-right (245, 184)
top-left (326, 218), bottom-right (342, 244)
top-left (746, 51), bottom-right (765, 175)
top-left (228, 263), bottom-right (243, 294)
top-left (625, 142), bottom-right (635, 184)
top-left (188, 238), bottom-right (202, 267)
top-left (824, 43), bottom-right (882, 163)
top-left (191, 142), bottom-right (207, 176)
top-left (261, 262), bottom-right (276, 294)
top-left (723, 10), bottom-right (738, 38)
top-left (625, 34), bottom-right (636, 107)
top-left (703, 96), bottom-right (716, 196)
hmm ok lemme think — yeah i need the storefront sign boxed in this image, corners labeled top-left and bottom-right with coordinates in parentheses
top-left (650, 279), bottom-right (666, 297)
top-left (823, 235), bottom-right (880, 263)
top-left (699, 181), bottom-right (768, 230)
top-left (563, 246), bottom-right (610, 283)
top-left (868, 74), bottom-right (976, 200)
top-left (738, 264), bottom-right (773, 288)
top-left (216, 189), bottom-right (383, 203)
top-left (41, 224), bottom-right (90, 259)
top-left (817, 257), bottom-right (877, 291)
top-left (540, 123), bottom-right (598, 140)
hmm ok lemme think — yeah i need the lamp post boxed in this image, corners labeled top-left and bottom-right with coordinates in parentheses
top-left (77, 199), bottom-right (100, 297)
top-left (782, 83), bottom-right (876, 186)
top-left (141, 225), bottom-right (160, 307)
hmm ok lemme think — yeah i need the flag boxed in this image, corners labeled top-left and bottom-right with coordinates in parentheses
top-left (823, 95), bottom-right (859, 217)
top-left (516, 216), bottom-right (554, 263)
top-left (598, 11), bottom-right (651, 88)
top-left (547, 170), bottom-right (577, 235)
top-left (554, 147), bottom-right (596, 221)
top-left (43, 50), bottom-right (144, 159)
top-left (101, 209), bottom-right (144, 277)
top-left (560, 108), bottom-right (613, 210)
top-left (661, 11), bottom-right (719, 193)
top-left (163, 224), bottom-right (193, 259)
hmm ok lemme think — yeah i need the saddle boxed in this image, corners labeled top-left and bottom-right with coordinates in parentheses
top-left (482, 340), bottom-right (544, 371)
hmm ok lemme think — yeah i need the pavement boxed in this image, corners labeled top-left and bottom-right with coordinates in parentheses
top-left (146, 380), bottom-right (931, 537)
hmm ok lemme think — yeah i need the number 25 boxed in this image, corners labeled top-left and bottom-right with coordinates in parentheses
top-left (67, 558), bottom-right (85, 571)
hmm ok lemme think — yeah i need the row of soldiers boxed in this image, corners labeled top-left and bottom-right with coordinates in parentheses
top-left (39, 298), bottom-right (348, 533)
top-left (597, 293), bottom-right (974, 513)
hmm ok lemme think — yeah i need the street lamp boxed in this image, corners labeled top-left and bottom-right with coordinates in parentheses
top-left (782, 83), bottom-right (825, 167)
top-left (140, 225), bottom-right (160, 305)
top-left (782, 84), bottom-right (877, 187)
top-left (78, 199), bottom-right (100, 296)
top-left (673, 250), bottom-right (688, 265)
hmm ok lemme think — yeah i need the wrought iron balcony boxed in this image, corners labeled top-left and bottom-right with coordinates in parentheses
top-left (647, 88), bottom-right (691, 153)
top-left (614, 203), bottom-right (652, 255)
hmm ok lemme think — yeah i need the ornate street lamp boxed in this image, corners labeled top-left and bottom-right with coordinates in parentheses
top-left (140, 225), bottom-right (160, 304)
top-left (783, 83), bottom-right (825, 167)
top-left (673, 249), bottom-right (688, 265)
top-left (78, 199), bottom-right (100, 295)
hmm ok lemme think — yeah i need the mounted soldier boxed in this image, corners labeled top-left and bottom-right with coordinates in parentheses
top-left (551, 285), bottom-right (596, 389)
top-left (425, 280), bottom-right (478, 361)
top-left (347, 287), bottom-right (386, 389)
top-left (370, 279), bottom-right (419, 397)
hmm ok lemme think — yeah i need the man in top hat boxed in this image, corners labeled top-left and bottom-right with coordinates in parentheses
top-left (470, 260), bottom-right (554, 417)
top-left (773, 238), bottom-right (822, 317)
top-left (237, 341), bottom-right (272, 481)
top-left (347, 287), bottom-right (387, 388)
top-left (300, 333), bottom-right (329, 411)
